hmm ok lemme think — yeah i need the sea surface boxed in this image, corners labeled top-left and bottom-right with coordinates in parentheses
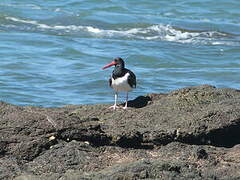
top-left (0, 0), bottom-right (239, 107)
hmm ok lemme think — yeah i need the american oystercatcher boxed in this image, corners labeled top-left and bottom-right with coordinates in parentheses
top-left (102, 57), bottom-right (136, 110)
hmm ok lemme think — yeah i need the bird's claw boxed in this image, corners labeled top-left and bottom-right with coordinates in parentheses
top-left (108, 104), bottom-right (128, 110)
top-left (108, 105), bottom-right (120, 110)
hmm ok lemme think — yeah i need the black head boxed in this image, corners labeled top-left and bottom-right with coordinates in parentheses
top-left (102, 57), bottom-right (125, 70)
top-left (113, 57), bottom-right (125, 68)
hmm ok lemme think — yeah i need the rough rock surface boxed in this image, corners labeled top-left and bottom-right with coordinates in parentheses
top-left (1, 85), bottom-right (240, 179)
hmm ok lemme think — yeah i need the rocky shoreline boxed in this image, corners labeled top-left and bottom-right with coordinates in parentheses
top-left (1, 85), bottom-right (240, 180)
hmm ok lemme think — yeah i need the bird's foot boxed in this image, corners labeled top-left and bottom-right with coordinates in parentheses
top-left (122, 106), bottom-right (128, 110)
top-left (108, 105), bottom-right (120, 110)
top-left (122, 104), bottom-right (128, 110)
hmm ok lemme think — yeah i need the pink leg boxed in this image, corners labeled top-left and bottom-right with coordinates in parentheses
top-left (109, 92), bottom-right (119, 110)
top-left (122, 92), bottom-right (128, 110)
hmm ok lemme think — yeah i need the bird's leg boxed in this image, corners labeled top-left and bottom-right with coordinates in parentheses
top-left (109, 92), bottom-right (119, 110)
top-left (122, 92), bottom-right (128, 110)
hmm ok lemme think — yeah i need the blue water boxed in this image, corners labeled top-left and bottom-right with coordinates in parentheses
top-left (0, 0), bottom-right (239, 107)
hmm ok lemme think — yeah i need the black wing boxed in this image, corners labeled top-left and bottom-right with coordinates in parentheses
top-left (127, 70), bottom-right (136, 88)
top-left (109, 76), bottom-right (112, 88)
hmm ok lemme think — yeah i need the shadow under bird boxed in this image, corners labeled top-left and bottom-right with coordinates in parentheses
top-left (102, 57), bottom-right (136, 110)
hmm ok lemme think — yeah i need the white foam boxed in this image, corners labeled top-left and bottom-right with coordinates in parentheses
top-left (6, 17), bottom-right (38, 25)
top-left (6, 16), bottom-right (233, 45)
top-left (6, 16), bottom-right (95, 32)
top-left (54, 8), bottom-right (61, 12)
top-left (0, 3), bottom-right (41, 10)
top-left (86, 26), bottom-right (102, 33)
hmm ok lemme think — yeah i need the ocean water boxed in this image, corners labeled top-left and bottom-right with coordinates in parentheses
top-left (0, 0), bottom-right (239, 107)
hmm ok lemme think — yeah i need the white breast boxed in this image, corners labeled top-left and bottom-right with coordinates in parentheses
top-left (111, 72), bottom-right (133, 92)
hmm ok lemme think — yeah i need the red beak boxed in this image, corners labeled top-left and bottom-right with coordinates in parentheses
top-left (102, 61), bottom-right (117, 70)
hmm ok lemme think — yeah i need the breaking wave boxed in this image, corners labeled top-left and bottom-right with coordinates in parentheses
top-left (4, 16), bottom-right (237, 45)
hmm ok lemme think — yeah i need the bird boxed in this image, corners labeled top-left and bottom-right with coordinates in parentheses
top-left (102, 57), bottom-right (136, 110)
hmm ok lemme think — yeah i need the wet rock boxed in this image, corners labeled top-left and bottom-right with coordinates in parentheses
top-left (0, 85), bottom-right (240, 179)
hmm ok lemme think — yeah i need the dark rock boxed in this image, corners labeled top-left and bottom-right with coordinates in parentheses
top-left (0, 85), bottom-right (240, 179)
top-left (194, 148), bottom-right (208, 159)
top-left (0, 141), bottom-right (7, 156)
